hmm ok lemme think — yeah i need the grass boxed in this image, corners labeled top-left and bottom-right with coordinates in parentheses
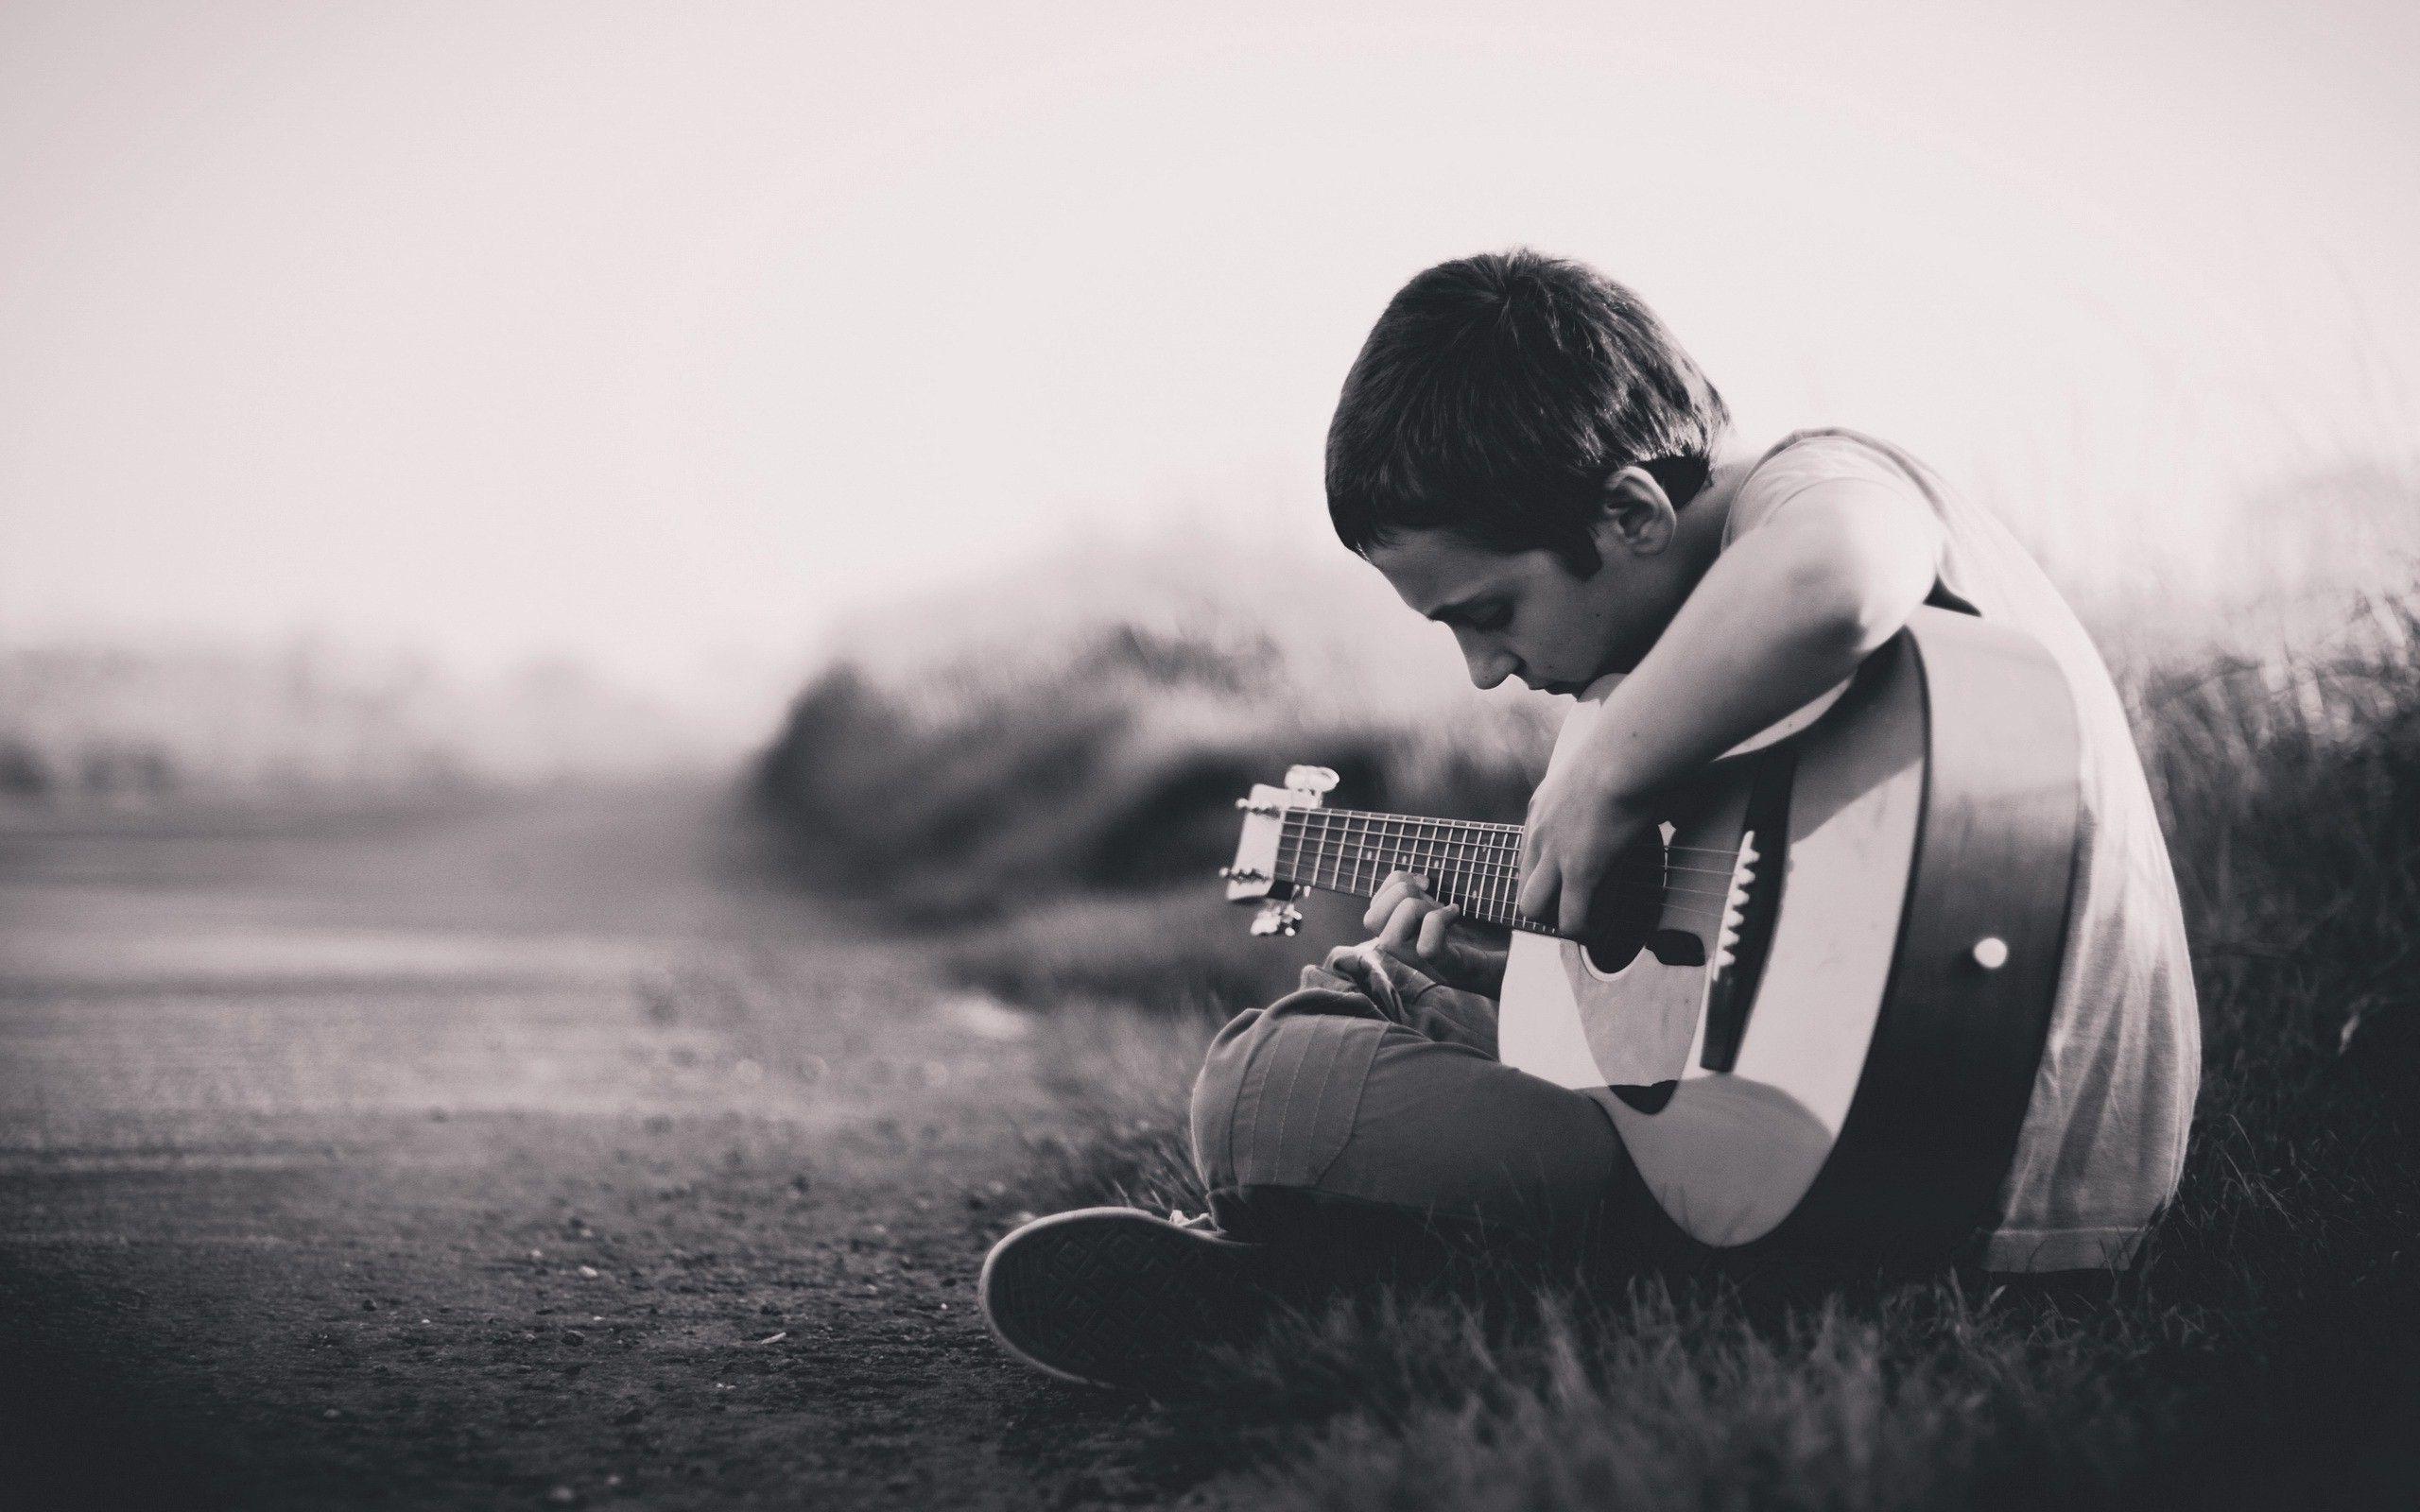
top-left (754, 566), bottom-right (2420, 1506)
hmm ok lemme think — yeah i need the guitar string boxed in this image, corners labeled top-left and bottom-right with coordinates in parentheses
top-left (1282, 809), bottom-right (1743, 860)
top-left (1277, 866), bottom-right (1732, 900)
top-left (1267, 857), bottom-right (1737, 914)
top-left (1287, 826), bottom-right (1743, 864)
top-left (1272, 833), bottom-right (1746, 890)
top-left (1270, 841), bottom-right (1743, 895)
top-left (1285, 834), bottom-right (1742, 869)
top-left (1274, 837), bottom-right (1743, 879)
top-left (1270, 827), bottom-right (1738, 878)
top-left (1332, 885), bottom-right (1733, 936)
top-left (1281, 882), bottom-right (1735, 917)
top-left (1274, 850), bottom-right (1742, 887)
top-left (1277, 816), bottom-right (1748, 867)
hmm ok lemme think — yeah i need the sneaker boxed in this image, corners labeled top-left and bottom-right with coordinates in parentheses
top-left (978, 1206), bottom-right (1271, 1390)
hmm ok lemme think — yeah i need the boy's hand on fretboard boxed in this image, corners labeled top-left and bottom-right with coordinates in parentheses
top-left (1363, 870), bottom-right (1511, 997)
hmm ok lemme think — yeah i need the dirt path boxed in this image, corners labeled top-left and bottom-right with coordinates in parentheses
top-left (0, 789), bottom-right (1191, 1509)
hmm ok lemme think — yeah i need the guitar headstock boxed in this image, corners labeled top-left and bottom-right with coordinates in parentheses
top-left (1219, 765), bottom-right (1338, 936)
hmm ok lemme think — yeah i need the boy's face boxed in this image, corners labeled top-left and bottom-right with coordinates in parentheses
top-left (1364, 518), bottom-right (1691, 695)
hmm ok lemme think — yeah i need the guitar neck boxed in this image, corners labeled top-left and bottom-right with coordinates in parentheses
top-left (1275, 807), bottom-right (1560, 936)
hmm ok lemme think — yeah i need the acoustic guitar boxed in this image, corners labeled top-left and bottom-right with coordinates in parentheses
top-left (1220, 606), bottom-right (2082, 1260)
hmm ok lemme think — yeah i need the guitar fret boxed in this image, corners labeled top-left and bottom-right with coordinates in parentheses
top-left (1477, 831), bottom-right (1496, 918)
top-left (1488, 834), bottom-right (1508, 916)
top-left (1431, 818), bottom-right (1452, 906)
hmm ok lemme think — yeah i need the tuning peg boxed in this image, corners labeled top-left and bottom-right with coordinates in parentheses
top-left (1283, 765), bottom-right (1340, 797)
top-left (1251, 900), bottom-right (1304, 937)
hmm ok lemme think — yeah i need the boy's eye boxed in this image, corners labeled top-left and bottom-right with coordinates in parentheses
top-left (1472, 606), bottom-right (1512, 632)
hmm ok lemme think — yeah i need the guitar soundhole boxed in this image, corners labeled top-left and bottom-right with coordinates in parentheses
top-left (1578, 833), bottom-right (1668, 975)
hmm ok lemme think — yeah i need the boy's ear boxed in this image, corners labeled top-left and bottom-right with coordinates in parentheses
top-left (1594, 465), bottom-right (1679, 557)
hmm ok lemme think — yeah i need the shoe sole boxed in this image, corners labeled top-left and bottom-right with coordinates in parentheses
top-left (978, 1207), bottom-right (1266, 1390)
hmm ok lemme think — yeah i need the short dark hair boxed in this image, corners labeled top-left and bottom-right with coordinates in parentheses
top-left (1325, 249), bottom-right (1732, 574)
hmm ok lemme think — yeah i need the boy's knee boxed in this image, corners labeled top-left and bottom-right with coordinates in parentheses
top-left (1188, 1003), bottom-right (1277, 1193)
top-left (1188, 992), bottom-right (1387, 1197)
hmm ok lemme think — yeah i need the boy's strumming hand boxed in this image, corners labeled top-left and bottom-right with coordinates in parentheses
top-left (1516, 764), bottom-right (1658, 940)
top-left (1362, 870), bottom-right (1510, 998)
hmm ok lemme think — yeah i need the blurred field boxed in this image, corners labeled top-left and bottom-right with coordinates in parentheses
top-left (0, 641), bottom-right (751, 800)
top-left (747, 457), bottom-right (2420, 1507)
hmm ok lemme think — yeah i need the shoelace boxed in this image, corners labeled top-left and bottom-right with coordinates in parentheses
top-left (1166, 1208), bottom-right (1217, 1231)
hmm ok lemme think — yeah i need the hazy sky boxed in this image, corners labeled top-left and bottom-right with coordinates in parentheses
top-left (4, 0), bottom-right (2415, 704)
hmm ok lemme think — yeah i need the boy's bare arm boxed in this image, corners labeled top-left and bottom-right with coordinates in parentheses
top-left (1516, 478), bottom-right (1945, 936)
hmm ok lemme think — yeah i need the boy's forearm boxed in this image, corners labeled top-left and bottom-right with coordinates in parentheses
top-left (1575, 508), bottom-right (1928, 801)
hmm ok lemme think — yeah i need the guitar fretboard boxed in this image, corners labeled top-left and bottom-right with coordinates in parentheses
top-left (1276, 807), bottom-right (1564, 936)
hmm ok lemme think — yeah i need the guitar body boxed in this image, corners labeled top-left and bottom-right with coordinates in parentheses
top-left (1497, 607), bottom-right (2082, 1259)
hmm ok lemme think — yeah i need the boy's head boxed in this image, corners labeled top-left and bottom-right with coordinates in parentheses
top-left (1326, 249), bottom-right (1732, 691)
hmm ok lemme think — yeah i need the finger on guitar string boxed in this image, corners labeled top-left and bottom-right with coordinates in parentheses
top-left (1557, 866), bottom-right (1598, 940)
top-left (1516, 831), bottom-right (1559, 930)
top-left (1361, 869), bottom-right (1432, 932)
top-left (1376, 893), bottom-right (1442, 956)
top-left (1417, 902), bottom-right (1464, 961)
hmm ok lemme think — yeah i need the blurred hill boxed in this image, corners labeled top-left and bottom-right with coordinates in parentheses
top-left (756, 523), bottom-right (1560, 919)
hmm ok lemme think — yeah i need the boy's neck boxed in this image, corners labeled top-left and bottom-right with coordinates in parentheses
top-left (1669, 431), bottom-right (1770, 580)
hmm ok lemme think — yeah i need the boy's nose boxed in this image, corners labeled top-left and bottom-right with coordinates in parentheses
top-left (1460, 639), bottom-right (1518, 691)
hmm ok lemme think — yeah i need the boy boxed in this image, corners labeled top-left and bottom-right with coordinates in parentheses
top-left (979, 249), bottom-right (2201, 1390)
